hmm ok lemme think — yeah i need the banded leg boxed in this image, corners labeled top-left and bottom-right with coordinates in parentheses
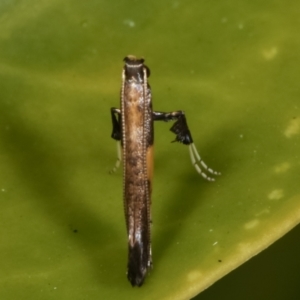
top-left (110, 107), bottom-right (122, 173)
top-left (153, 110), bottom-right (221, 181)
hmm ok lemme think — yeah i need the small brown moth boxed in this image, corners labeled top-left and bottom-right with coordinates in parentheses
top-left (110, 56), bottom-right (220, 287)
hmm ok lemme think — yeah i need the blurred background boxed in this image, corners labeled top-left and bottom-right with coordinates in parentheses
top-left (194, 223), bottom-right (300, 299)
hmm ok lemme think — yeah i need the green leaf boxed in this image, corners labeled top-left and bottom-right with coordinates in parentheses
top-left (0, 1), bottom-right (299, 299)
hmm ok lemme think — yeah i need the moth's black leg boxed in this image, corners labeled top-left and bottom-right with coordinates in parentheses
top-left (111, 107), bottom-right (121, 141)
top-left (153, 110), bottom-right (220, 181)
top-left (110, 107), bottom-right (122, 173)
top-left (153, 110), bottom-right (193, 144)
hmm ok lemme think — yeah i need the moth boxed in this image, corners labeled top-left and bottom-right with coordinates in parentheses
top-left (110, 55), bottom-right (220, 286)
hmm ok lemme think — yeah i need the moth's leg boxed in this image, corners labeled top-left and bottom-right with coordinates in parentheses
top-left (153, 110), bottom-right (221, 181)
top-left (110, 107), bottom-right (122, 173)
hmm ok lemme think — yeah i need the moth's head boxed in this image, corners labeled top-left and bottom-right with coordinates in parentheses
top-left (123, 55), bottom-right (150, 81)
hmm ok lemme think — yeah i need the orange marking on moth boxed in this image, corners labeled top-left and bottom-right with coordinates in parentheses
top-left (146, 146), bottom-right (153, 195)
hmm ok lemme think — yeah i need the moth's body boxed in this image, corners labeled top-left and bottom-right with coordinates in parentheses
top-left (122, 59), bottom-right (153, 286)
top-left (110, 56), bottom-right (220, 287)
